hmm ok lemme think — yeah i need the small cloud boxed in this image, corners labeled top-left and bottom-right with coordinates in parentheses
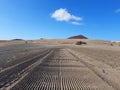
top-left (115, 9), bottom-right (120, 13)
top-left (71, 15), bottom-right (82, 21)
top-left (71, 22), bottom-right (83, 25)
top-left (51, 8), bottom-right (83, 25)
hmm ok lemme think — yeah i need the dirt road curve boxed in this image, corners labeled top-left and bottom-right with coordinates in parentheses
top-left (0, 44), bottom-right (120, 90)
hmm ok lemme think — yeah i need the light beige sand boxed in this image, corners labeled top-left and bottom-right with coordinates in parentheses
top-left (0, 40), bottom-right (120, 90)
top-left (1, 39), bottom-right (119, 47)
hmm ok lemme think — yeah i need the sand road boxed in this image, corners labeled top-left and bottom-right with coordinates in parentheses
top-left (0, 44), bottom-right (120, 90)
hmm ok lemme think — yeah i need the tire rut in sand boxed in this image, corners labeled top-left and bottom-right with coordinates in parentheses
top-left (0, 49), bottom-right (52, 90)
top-left (10, 49), bottom-right (114, 90)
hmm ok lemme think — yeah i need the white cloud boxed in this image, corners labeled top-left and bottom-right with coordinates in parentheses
top-left (71, 15), bottom-right (82, 21)
top-left (51, 8), bottom-right (83, 25)
top-left (71, 22), bottom-right (83, 25)
top-left (115, 9), bottom-right (120, 13)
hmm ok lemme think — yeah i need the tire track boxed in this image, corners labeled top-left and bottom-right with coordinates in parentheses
top-left (10, 48), bottom-right (114, 90)
top-left (0, 49), bottom-right (53, 90)
top-left (67, 48), bottom-right (117, 90)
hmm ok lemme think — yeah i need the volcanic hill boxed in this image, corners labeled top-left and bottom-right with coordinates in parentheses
top-left (68, 35), bottom-right (88, 39)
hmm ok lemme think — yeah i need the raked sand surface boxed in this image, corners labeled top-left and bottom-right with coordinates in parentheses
top-left (0, 39), bottom-right (120, 90)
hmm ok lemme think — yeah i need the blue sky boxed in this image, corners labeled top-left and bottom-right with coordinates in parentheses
top-left (0, 0), bottom-right (120, 40)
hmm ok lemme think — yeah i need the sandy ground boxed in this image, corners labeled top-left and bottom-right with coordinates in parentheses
top-left (0, 39), bottom-right (116, 46)
top-left (0, 39), bottom-right (120, 90)
top-left (0, 39), bottom-right (120, 46)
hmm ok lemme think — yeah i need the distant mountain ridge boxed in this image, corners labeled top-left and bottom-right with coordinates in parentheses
top-left (68, 35), bottom-right (88, 39)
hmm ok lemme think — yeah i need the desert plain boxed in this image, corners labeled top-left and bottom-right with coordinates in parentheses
top-left (0, 39), bottom-right (120, 90)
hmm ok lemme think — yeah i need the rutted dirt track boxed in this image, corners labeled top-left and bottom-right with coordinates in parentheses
top-left (0, 44), bottom-right (120, 90)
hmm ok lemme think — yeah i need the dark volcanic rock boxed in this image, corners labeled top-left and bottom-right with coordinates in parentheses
top-left (68, 35), bottom-right (88, 39)
top-left (11, 39), bottom-right (24, 41)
